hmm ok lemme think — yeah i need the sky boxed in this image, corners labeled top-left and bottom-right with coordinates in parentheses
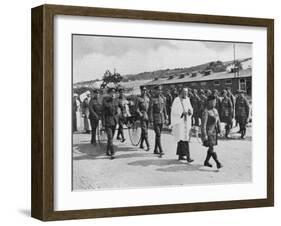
top-left (73, 35), bottom-right (252, 83)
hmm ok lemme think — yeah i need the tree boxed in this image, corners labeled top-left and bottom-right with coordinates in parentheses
top-left (100, 69), bottom-right (123, 88)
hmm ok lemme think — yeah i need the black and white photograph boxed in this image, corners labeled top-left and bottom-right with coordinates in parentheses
top-left (72, 34), bottom-right (252, 191)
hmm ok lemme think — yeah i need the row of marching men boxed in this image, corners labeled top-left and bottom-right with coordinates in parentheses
top-left (72, 86), bottom-right (169, 159)
top-left (159, 85), bottom-right (251, 169)
top-left (187, 87), bottom-right (251, 139)
top-left (161, 87), bottom-right (251, 139)
top-left (73, 85), bottom-right (250, 167)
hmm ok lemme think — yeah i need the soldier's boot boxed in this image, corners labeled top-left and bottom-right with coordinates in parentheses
top-left (110, 145), bottom-right (115, 160)
top-left (241, 128), bottom-right (246, 139)
top-left (139, 140), bottom-right (144, 149)
top-left (120, 129), bottom-right (126, 143)
top-left (185, 141), bottom-right (194, 163)
top-left (153, 141), bottom-right (159, 154)
top-left (91, 133), bottom-right (97, 145)
top-left (212, 152), bottom-right (222, 169)
top-left (144, 137), bottom-right (150, 151)
top-left (155, 136), bottom-right (163, 157)
top-left (204, 150), bottom-right (213, 167)
top-left (158, 140), bottom-right (165, 158)
top-left (106, 145), bottom-right (111, 156)
top-left (139, 134), bottom-right (144, 149)
top-left (225, 125), bottom-right (230, 138)
top-left (116, 131), bottom-right (121, 140)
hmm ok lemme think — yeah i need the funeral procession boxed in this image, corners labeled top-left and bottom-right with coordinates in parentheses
top-left (72, 36), bottom-right (252, 190)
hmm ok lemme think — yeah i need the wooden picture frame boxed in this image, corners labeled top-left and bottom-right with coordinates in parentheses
top-left (31, 4), bottom-right (274, 221)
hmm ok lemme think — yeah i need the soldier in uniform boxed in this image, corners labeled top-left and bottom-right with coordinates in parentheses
top-left (165, 90), bottom-right (173, 125)
top-left (103, 88), bottom-right (118, 159)
top-left (199, 89), bottom-right (207, 119)
top-left (171, 88), bottom-right (179, 101)
top-left (149, 85), bottom-right (168, 157)
top-left (89, 89), bottom-right (102, 145)
top-left (201, 94), bottom-right (223, 169)
top-left (81, 91), bottom-right (91, 133)
top-left (227, 87), bottom-right (235, 128)
top-left (116, 87), bottom-right (130, 142)
top-left (205, 89), bottom-right (212, 97)
top-left (188, 88), bottom-right (194, 99)
top-left (220, 89), bottom-right (233, 138)
top-left (213, 89), bottom-right (222, 116)
top-left (136, 86), bottom-right (150, 151)
top-left (235, 90), bottom-right (250, 139)
top-left (190, 89), bottom-right (201, 128)
top-left (72, 93), bottom-right (79, 132)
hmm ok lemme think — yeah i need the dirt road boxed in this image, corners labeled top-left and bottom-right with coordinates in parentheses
top-left (73, 127), bottom-right (252, 190)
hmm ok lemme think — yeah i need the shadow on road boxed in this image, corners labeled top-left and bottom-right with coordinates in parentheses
top-left (73, 142), bottom-right (147, 161)
top-left (128, 159), bottom-right (181, 167)
top-left (128, 159), bottom-right (220, 173)
top-left (157, 164), bottom-right (219, 173)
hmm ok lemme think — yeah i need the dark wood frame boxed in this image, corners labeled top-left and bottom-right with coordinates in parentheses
top-left (31, 4), bottom-right (274, 221)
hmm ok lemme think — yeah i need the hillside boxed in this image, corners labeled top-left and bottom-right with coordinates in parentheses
top-left (122, 58), bottom-right (250, 81)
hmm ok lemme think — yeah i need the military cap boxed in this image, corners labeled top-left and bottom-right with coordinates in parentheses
top-left (207, 94), bottom-right (216, 101)
top-left (199, 89), bottom-right (204, 94)
top-left (85, 90), bottom-right (91, 95)
top-left (140, 86), bottom-right (147, 91)
top-left (205, 89), bottom-right (212, 95)
top-left (222, 89), bottom-right (227, 95)
top-left (73, 93), bottom-right (78, 97)
top-left (213, 89), bottom-right (219, 94)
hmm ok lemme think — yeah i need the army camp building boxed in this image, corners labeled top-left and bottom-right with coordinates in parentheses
top-left (142, 59), bottom-right (252, 95)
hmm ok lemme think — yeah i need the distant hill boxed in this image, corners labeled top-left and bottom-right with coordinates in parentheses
top-left (122, 58), bottom-right (251, 82)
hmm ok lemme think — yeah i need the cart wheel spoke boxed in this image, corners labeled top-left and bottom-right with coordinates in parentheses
top-left (128, 120), bottom-right (141, 146)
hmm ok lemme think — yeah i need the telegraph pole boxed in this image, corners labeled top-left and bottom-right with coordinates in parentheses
top-left (233, 43), bottom-right (236, 78)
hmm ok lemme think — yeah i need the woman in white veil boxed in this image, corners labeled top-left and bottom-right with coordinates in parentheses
top-left (170, 87), bottom-right (194, 162)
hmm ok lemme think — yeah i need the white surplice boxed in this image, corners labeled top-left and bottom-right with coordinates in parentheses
top-left (171, 96), bottom-right (193, 141)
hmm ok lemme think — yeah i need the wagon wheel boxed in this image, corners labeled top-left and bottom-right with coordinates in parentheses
top-left (128, 120), bottom-right (141, 146)
top-left (97, 120), bottom-right (107, 146)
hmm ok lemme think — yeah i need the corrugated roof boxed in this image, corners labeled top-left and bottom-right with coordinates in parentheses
top-left (144, 68), bottom-right (251, 86)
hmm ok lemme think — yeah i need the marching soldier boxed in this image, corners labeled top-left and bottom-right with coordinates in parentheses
top-left (227, 87), bottom-right (235, 128)
top-left (103, 88), bottom-right (118, 159)
top-left (199, 89), bottom-right (207, 119)
top-left (213, 89), bottom-right (222, 116)
top-left (235, 90), bottom-right (250, 139)
top-left (205, 89), bottom-right (212, 97)
top-left (171, 88), bottom-right (179, 101)
top-left (220, 89), bottom-right (233, 138)
top-left (136, 86), bottom-right (150, 151)
top-left (188, 88), bottom-right (194, 99)
top-left (165, 90), bottom-right (173, 125)
top-left (190, 89), bottom-right (201, 127)
top-left (201, 94), bottom-right (223, 169)
top-left (149, 85), bottom-right (168, 157)
top-left (89, 89), bottom-right (102, 145)
top-left (116, 87), bottom-right (130, 142)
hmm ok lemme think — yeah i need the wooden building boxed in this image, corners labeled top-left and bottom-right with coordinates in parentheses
top-left (142, 60), bottom-right (252, 95)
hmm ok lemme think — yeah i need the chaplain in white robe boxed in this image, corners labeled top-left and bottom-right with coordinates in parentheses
top-left (170, 87), bottom-right (194, 162)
